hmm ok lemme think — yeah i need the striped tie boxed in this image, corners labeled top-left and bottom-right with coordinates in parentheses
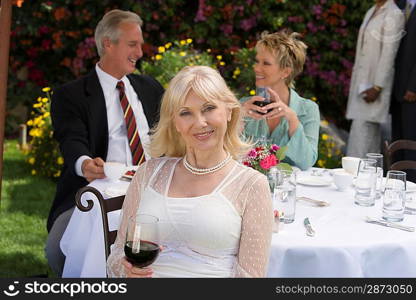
top-left (116, 81), bottom-right (145, 165)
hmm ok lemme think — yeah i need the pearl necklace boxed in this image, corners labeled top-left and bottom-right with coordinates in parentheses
top-left (183, 153), bottom-right (232, 175)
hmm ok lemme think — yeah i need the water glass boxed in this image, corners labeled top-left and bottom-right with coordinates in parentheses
top-left (354, 159), bottom-right (377, 206)
top-left (273, 169), bottom-right (296, 224)
top-left (366, 153), bottom-right (383, 200)
top-left (267, 167), bottom-right (278, 194)
top-left (382, 170), bottom-right (406, 222)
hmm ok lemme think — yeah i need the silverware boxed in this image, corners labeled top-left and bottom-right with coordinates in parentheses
top-left (304, 217), bottom-right (315, 237)
top-left (297, 196), bottom-right (330, 207)
top-left (365, 216), bottom-right (415, 232)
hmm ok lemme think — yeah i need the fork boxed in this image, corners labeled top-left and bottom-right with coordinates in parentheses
top-left (297, 196), bottom-right (330, 207)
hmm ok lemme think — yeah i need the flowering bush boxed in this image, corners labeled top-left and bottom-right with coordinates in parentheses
top-left (242, 144), bottom-right (291, 175)
top-left (315, 120), bottom-right (344, 169)
top-left (139, 38), bottom-right (217, 87)
top-left (8, 0), bottom-right (372, 136)
top-left (24, 87), bottom-right (63, 178)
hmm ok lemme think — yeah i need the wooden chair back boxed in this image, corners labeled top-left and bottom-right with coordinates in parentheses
top-left (75, 186), bottom-right (125, 262)
top-left (384, 139), bottom-right (416, 171)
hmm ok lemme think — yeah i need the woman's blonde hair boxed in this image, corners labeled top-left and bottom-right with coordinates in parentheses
top-left (256, 30), bottom-right (307, 88)
top-left (150, 66), bottom-right (249, 159)
top-left (94, 9), bottom-right (143, 57)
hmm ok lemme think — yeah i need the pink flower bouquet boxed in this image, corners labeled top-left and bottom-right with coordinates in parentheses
top-left (242, 144), bottom-right (291, 175)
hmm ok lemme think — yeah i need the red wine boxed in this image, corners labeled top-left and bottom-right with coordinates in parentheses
top-left (253, 100), bottom-right (273, 115)
top-left (124, 240), bottom-right (160, 267)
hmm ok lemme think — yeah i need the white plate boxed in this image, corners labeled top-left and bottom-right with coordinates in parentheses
top-left (297, 176), bottom-right (332, 187)
top-left (121, 165), bottom-right (139, 180)
top-left (407, 181), bottom-right (416, 193)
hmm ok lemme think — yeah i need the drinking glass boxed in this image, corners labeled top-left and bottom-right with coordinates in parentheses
top-left (354, 158), bottom-right (377, 206)
top-left (124, 214), bottom-right (160, 268)
top-left (382, 170), bottom-right (406, 222)
top-left (366, 153), bottom-right (383, 200)
top-left (267, 167), bottom-right (278, 195)
top-left (273, 169), bottom-right (296, 224)
top-left (254, 86), bottom-right (272, 115)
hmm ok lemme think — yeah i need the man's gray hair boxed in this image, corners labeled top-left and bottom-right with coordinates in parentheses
top-left (94, 9), bottom-right (143, 57)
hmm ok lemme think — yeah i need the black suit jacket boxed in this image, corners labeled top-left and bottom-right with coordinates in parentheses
top-left (47, 70), bottom-right (164, 231)
top-left (393, 0), bottom-right (416, 101)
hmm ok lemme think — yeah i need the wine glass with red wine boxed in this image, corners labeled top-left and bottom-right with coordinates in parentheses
top-left (253, 86), bottom-right (272, 115)
top-left (124, 214), bottom-right (160, 268)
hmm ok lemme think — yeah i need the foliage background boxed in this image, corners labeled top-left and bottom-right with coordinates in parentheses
top-left (8, 0), bottom-right (372, 135)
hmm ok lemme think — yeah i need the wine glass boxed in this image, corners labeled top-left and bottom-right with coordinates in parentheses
top-left (124, 214), bottom-right (160, 268)
top-left (253, 86), bottom-right (272, 115)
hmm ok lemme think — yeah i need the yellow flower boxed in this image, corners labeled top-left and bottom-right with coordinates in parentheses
top-left (158, 46), bottom-right (165, 53)
top-left (179, 51), bottom-right (186, 57)
top-left (37, 97), bottom-right (42, 102)
top-left (233, 68), bottom-right (241, 76)
top-left (249, 90), bottom-right (256, 96)
top-left (43, 112), bottom-right (50, 118)
top-left (26, 120), bottom-right (33, 126)
top-left (311, 96), bottom-right (317, 101)
top-left (219, 61), bottom-right (225, 66)
top-left (232, 75), bottom-right (237, 79)
top-left (28, 157), bottom-right (35, 165)
top-left (322, 134), bottom-right (328, 141)
top-left (42, 97), bottom-right (48, 103)
top-left (186, 38), bottom-right (192, 44)
top-left (317, 160), bottom-right (324, 167)
top-left (53, 170), bottom-right (61, 178)
top-left (31, 169), bottom-right (36, 175)
top-left (165, 42), bottom-right (172, 48)
top-left (321, 120), bottom-right (329, 126)
top-left (57, 157), bottom-right (64, 165)
top-left (33, 103), bottom-right (42, 108)
top-left (180, 40), bottom-right (186, 45)
top-left (42, 87), bottom-right (51, 92)
top-left (216, 55), bottom-right (222, 60)
top-left (155, 54), bottom-right (163, 60)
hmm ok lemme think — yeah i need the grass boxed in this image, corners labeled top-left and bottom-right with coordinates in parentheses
top-left (0, 139), bottom-right (55, 277)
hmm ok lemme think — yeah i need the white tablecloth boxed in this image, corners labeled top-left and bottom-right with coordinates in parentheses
top-left (61, 169), bottom-right (416, 278)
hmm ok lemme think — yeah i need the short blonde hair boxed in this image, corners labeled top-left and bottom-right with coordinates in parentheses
top-left (150, 66), bottom-right (249, 159)
top-left (256, 30), bottom-right (307, 88)
top-left (94, 9), bottom-right (143, 57)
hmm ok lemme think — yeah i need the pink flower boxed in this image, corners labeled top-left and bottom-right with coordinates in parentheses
top-left (248, 149), bottom-right (257, 158)
top-left (259, 154), bottom-right (277, 170)
top-left (270, 144), bottom-right (280, 153)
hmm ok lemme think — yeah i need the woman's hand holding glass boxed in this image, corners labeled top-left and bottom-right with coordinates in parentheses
top-left (263, 88), bottom-right (294, 120)
top-left (242, 95), bottom-right (270, 120)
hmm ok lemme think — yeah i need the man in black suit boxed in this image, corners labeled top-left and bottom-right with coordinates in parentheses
top-left (45, 9), bottom-right (164, 276)
top-left (391, 0), bottom-right (416, 180)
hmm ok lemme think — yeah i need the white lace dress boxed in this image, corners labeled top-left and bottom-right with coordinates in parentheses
top-left (107, 157), bottom-right (273, 277)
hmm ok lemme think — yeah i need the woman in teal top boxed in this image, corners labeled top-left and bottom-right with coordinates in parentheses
top-left (240, 30), bottom-right (320, 170)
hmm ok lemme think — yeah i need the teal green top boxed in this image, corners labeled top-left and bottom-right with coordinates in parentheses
top-left (240, 89), bottom-right (320, 170)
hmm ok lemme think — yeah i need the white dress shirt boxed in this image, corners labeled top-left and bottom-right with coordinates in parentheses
top-left (75, 64), bottom-right (151, 177)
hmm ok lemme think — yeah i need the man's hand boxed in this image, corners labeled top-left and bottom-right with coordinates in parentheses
top-left (404, 90), bottom-right (416, 102)
top-left (363, 87), bottom-right (381, 103)
top-left (81, 157), bottom-right (105, 182)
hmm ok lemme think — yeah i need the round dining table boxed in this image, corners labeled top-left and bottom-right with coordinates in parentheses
top-left (60, 168), bottom-right (416, 277)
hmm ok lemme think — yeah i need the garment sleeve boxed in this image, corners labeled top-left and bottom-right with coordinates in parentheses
top-left (51, 86), bottom-right (92, 176)
top-left (106, 163), bottom-right (147, 277)
top-left (374, 9), bottom-right (405, 88)
top-left (284, 101), bottom-right (320, 170)
top-left (235, 174), bottom-right (273, 277)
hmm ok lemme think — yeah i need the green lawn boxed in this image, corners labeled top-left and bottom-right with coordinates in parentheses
top-left (0, 139), bottom-right (55, 277)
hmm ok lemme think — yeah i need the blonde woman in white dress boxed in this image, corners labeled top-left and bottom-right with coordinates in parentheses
top-left (107, 66), bottom-right (273, 278)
